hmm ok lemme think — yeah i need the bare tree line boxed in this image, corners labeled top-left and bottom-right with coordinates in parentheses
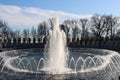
top-left (0, 14), bottom-right (120, 41)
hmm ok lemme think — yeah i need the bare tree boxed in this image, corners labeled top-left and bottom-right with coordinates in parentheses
top-left (0, 22), bottom-right (10, 38)
top-left (14, 30), bottom-right (21, 38)
top-left (31, 26), bottom-right (37, 38)
top-left (91, 14), bottom-right (107, 46)
top-left (73, 25), bottom-right (82, 41)
top-left (8, 28), bottom-right (15, 38)
top-left (80, 19), bottom-right (88, 39)
top-left (22, 29), bottom-right (30, 38)
top-left (63, 19), bottom-right (82, 41)
top-left (60, 24), bottom-right (69, 35)
top-left (63, 20), bottom-right (73, 38)
top-left (38, 21), bottom-right (47, 37)
top-left (104, 15), bottom-right (118, 38)
top-left (0, 20), bottom-right (5, 29)
top-left (0, 20), bottom-right (18, 39)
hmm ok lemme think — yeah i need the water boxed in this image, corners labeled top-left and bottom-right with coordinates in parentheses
top-left (0, 48), bottom-right (120, 80)
top-left (44, 16), bottom-right (69, 74)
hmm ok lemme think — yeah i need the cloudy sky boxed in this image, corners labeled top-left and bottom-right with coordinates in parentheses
top-left (0, 0), bottom-right (120, 30)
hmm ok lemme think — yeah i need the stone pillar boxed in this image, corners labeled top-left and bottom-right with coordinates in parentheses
top-left (36, 38), bottom-right (38, 43)
top-left (11, 38), bottom-right (14, 43)
top-left (31, 37), bottom-right (33, 43)
top-left (21, 37), bottom-right (23, 43)
top-left (41, 36), bottom-right (45, 43)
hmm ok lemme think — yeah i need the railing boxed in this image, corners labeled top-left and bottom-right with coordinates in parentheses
top-left (1, 37), bottom-right (120, 51)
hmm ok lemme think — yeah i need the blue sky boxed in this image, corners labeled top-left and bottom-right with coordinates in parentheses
top-left (0, 0), bottom-right (120, 30)
top-left (1, 0), bottom-right (120, 15)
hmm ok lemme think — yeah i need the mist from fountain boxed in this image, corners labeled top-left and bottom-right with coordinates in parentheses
top-left (44, 16), bottom-right (69, 74)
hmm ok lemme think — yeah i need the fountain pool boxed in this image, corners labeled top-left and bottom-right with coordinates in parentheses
top-left (0, 48), bottom-right (120, 80)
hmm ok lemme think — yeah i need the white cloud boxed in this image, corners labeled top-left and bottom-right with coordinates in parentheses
top-left (0, 4), bottom-right (92, 28)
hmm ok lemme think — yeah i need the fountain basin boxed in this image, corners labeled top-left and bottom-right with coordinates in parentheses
top-left (0, 48), bottom-right (120, 80)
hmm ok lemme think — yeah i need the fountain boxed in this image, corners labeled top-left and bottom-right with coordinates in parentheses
top-left (0, 17), bottom-right (120, 80)
top-left (43, 16), bottom-right (69, 74)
